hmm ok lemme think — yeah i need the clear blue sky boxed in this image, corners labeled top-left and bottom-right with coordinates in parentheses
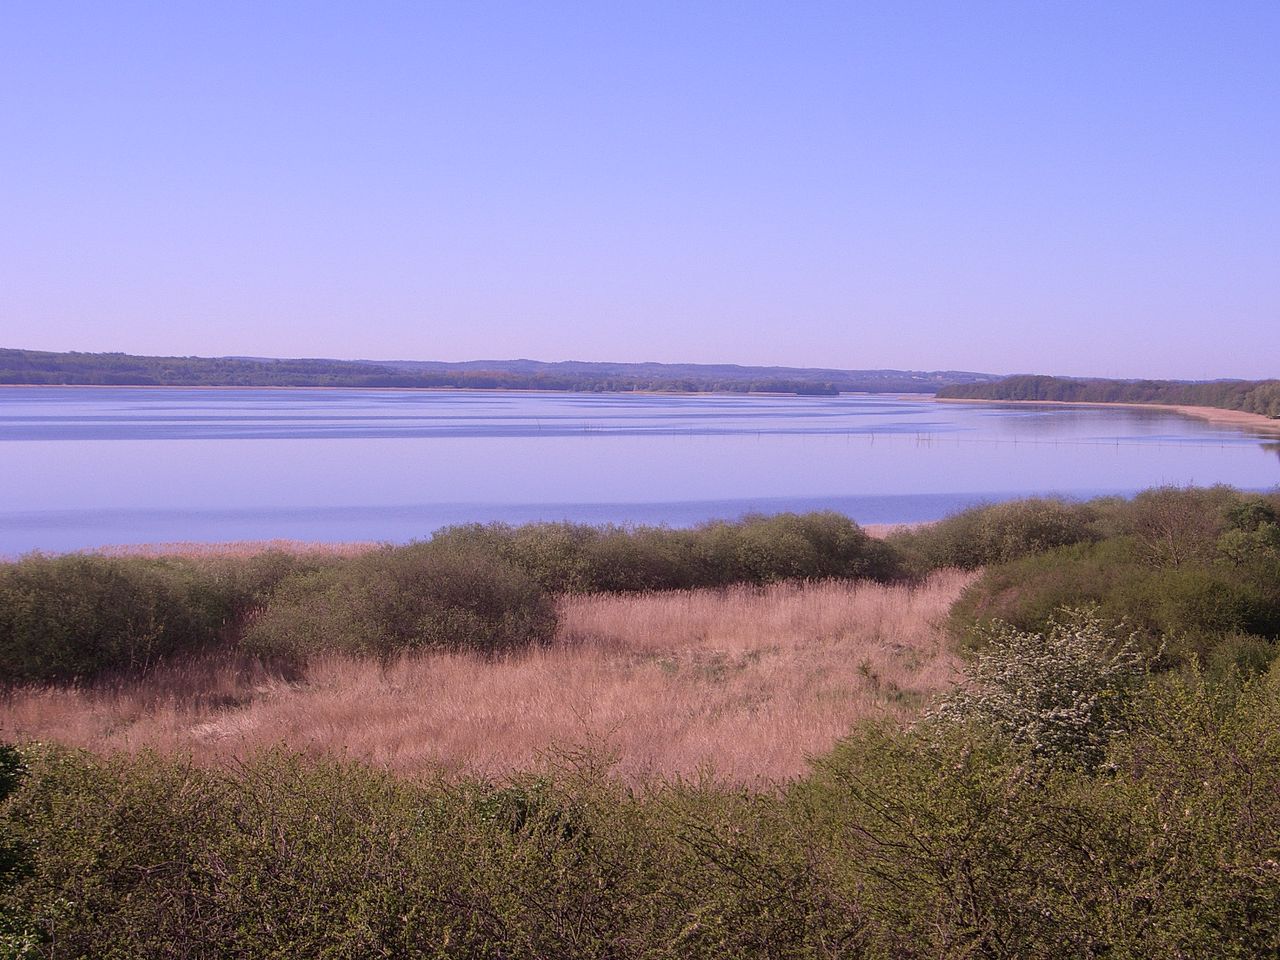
top-left (2, 1), bottom-right (1276, 378)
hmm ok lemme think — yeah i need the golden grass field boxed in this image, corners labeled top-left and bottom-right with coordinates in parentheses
top-left (0, 572), bottom-right (972, 783)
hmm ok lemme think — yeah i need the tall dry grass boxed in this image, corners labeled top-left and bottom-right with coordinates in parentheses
top-left (0, 572), bottom-right (974, 783)
top-left (89, 539), bottom-right (378, 559)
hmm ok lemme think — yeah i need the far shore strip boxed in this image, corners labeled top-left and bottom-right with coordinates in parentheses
top-left (935, 396), bottom-right (1280, 436)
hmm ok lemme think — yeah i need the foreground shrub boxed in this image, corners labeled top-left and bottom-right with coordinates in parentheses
top-left (0, 745), bottom-right (34, 958)
top-left (242, 542), bottom-right (557, 660)
top-left (3, 666), bottom-right (1280, 958)
top-left (931, 608), bottom-right (1147, 768)
top-left (0, 746), bottom-right (831, 959)
top-left (799, 665), bottom-right (1280, 958)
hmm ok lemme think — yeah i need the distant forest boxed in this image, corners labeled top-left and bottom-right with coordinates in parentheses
top-left (0, 348), bottom-right (994, 395)
top-left (938, 375), bottom-right (1280, 418)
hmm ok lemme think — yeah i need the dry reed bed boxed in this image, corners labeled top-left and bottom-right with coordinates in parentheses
top-left (88, 539), bottom-right (378, 559)
top-left (0, 572), bottom-right (974, 783)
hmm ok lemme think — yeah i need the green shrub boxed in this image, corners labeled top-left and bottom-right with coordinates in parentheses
top-left (887, 497), bottom-right (1098, 572)
top-left (797, 666), bottom-right (1280, 958)
top-left (0, 746), bottom-right (830, 959)
top-left (950, 536), bottom-right (1280, 668)
top-left (579, 529), bottom-right (693, 592)
top-left (4, 671), bottom-right (1280, 959)
top-left (0, 747), bottom-right (232, 958)
top-left (0, 552), bottom-right (327, 684)
top-left (930, 608), bottom-right (1147, 768)
top-left (0, 556), bottom-right (230, 683)
top-left (1112, 484), bottom-right (1237, 566)
top-left (433, 511), bottom-right (899, 593)
top-left (0, 745), bottom-right (35, 958)
top-left (1098, 664), bottom-right (1280, 954)
top-left (948, 540), bottom-right (1131, 640)
top-left (242, 542), bottom-right (557, 660)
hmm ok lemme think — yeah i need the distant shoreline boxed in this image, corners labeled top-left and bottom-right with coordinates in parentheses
top-left (0, 383), bottom-right (856, 398)
top-left (0, 383), bottom-right (928, 400)
top-left (935, 396), bottom-right (1280, 436)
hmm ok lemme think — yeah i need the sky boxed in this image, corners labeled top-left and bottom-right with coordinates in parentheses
top-left (1, 1), bottom-right (1277, 379)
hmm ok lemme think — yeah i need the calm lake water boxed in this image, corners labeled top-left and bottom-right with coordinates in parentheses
top-left (2, 387), bottom-right (1276, 555)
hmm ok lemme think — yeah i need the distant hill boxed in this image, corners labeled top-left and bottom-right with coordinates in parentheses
top-left (938, 374), bottom-right (1280, 418)
top-left (0, 348), bottom-right (997, 395)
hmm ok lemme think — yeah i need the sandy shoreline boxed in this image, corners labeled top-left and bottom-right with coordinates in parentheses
top-left (935, 396), bottom-right (1280, 436)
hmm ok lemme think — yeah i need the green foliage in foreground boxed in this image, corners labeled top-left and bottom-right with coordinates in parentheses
top-left (0, 745), bottom-right (36, 959)
top-left (2, 663), bottom-right (1278, 958)
top-left (931, 609), bottom-right (1147, 769)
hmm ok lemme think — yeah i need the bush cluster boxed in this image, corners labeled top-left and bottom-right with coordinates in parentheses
top-left (0, 512), bottom-right (896, 682)
top-left (887, 496), bottom-right (1100, 571)
top-left (0, 552), bottom-right (322, 683)
top-left (930, 608), bottom-right (1147, 768)
top-left (950, 488), bottom-right (1280, 673)
top-left (242, 542), bottom-right (557, 661)
top-left (433, 511), bottom-right (901, 593)
top-left (2, 661), bottom-right (1278, 958)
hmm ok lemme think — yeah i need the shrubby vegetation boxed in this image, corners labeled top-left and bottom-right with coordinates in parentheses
top-left (948, 488), bottom-right (1280, 674)
top-left (242, 543), bottom-right (556, 661)
top-left (886, 496), bottom-right (1101, 572)
top-left (5, 490), bottom-right (1279, 683)
top-left (938, 373), bottom-right (1280, 418)
top-left (0, 513), bottom-right (897, 682)
top-left (434, 511), bottom-right (900, 593)
top-left (3, 485), bottom-right (1280, 954)
top-left (1, 662), bottom-right (1277, 957)
top-left (0, 552), bottom-right (322, 683)
top-left (930, 608), bottom-right (1147, 768)
top-left (0, 745), bottom-right (34, 957)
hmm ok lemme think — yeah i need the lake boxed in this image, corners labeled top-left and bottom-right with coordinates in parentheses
top-left (1, 386), bottom-right (1276, 555)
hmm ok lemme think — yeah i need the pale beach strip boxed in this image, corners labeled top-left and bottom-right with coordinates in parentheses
top-left (935, 396), bottom-right (1280, 436)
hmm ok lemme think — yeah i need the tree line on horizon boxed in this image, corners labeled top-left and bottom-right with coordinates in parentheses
top-left (0, 348), bottom-right (987, 396)
top-left (938, 373), bottom-right (1280, 417)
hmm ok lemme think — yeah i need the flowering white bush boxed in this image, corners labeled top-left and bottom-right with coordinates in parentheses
top-left (932, 608), bottom-right (1147, 767)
